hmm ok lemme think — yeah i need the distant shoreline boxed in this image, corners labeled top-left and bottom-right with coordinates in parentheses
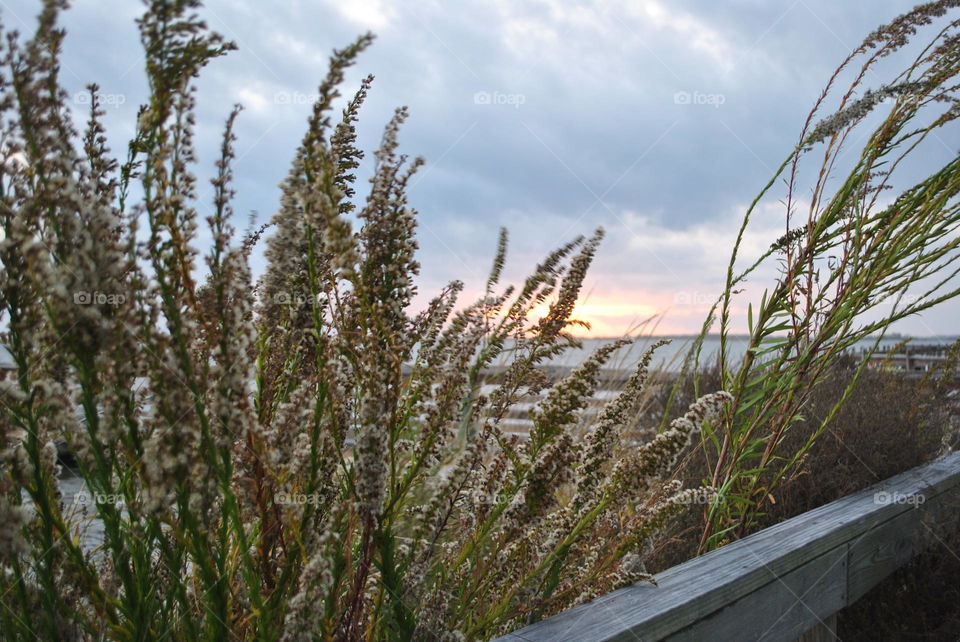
top-left (570, 333), bottom-right (960, 341)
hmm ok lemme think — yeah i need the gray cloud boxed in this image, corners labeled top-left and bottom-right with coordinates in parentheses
top-left (4, 0), bottom-right (960, 334)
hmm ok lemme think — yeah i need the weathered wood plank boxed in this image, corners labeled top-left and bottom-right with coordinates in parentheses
top-left (494, 451), bottom-right (960, 642)
top-left (795, 614), bottom-right (838, 642)
top-left (846, 482), bottom-right (960, 604)
top-left (667, 546), bottom-right (846, 642)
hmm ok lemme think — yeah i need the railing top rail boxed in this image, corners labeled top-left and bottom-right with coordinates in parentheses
top-left (496, 451), bottom-right (960, 642)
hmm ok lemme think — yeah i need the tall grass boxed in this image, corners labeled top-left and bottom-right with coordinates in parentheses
top-left (687, 0), bottom-right (960, 551)
top-left (4, 0), bottom-right (960, 639)
top-left (0, 2), bottom-right (728, 639)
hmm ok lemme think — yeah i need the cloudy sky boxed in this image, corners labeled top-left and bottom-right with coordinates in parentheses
top-left (4, 0), bottom-right (960, 336)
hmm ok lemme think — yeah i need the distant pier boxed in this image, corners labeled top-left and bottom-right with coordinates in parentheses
top-left (855, 343), bottom-right (957, 375)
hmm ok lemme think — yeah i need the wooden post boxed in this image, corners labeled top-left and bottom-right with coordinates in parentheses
top-left (796, 614), bottom-right (838, 641)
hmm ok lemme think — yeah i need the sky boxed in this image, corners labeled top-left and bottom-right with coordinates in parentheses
top-left (3, 0), bottom-right (960, 337)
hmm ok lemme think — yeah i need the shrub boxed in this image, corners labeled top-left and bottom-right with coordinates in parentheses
top-left (0, 2), bottom-right (728, 639)
top-left (648, 349), bottom-right (957, 572)
top-left (684, 0), bottom-right (960, 550)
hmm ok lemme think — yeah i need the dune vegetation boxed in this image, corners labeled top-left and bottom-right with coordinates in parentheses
top-left (2, 1), bottom-right (960, 640)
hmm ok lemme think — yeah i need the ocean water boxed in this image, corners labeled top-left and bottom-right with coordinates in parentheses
top-left (505, 334), bottom-right (957, 373)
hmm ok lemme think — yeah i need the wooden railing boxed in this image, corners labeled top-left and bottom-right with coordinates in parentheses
top-left (496, 450), bottom-right (960, 642)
